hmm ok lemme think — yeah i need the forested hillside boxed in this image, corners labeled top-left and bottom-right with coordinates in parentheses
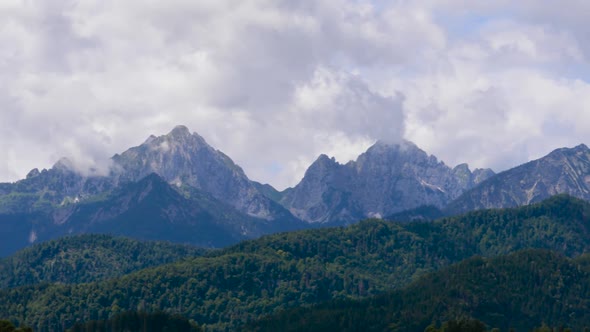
top-left (67, 311), bottom-right (201, 332)
top-left (1, 195), bottom-right (589, 331)
top-left (246, 250), bottom-right (590, 332)
top-left (0, 235), bottom-right (205, 288)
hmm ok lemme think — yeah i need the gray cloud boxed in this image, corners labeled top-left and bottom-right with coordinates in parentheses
top-left (377, 1), bottom-right (590, 173)
top-left (1, 1), bottom-right (590, 189)
top-left (1, 0), bottom-right (432, 189)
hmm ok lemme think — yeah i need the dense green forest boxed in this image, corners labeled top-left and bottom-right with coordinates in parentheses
top-left (246, 250), bottom-right (590, 332)
top-left (0, 320), bottom-right (32, 332)
top-left (67, 311), bottom-right (201, 332)
top-left (1, 195), bottom-right (589, 331)
top-left (0, 234), bottom-right (205, 288)
top-left (385, 205), bottom-right (444, 222)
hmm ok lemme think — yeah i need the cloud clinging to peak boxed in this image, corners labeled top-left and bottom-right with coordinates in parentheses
top-left (1, 1), bottom-right (590, 189)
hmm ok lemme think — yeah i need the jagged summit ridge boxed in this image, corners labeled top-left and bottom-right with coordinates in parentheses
top-left (110, 125), bottom-right (286, 220)
top-left (280, 140), bottom-right (495, 223)
top-left (0, 126), bottom-right (298, 238)
top-left (446, 143), bottom-right (590, 214)
top-left (169, 124), bottom-right (191, 136)
top-left (5, 124), bottom-right (590, 240)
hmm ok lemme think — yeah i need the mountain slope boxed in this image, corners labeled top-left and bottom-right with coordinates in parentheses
top-left (0, 126), bottom-right (305, 255)
top-left (1, 195), bottom-right (590, 331)
top-left (0, 234), bottom-right (205, 288)
top-left (281, 140), bottom-right (494, 224)
top-left (447, 144), bottom-right (590, 214)
top-left (0, 173), bottom-right (297, 257)
top-left (0, 161), bottom-right (114, 215)
top-left (246, 250), bottom-right (590, 332)
top-left (56, 173), bottom-right (248, 246)
top-left (112, 125), bottom-right (294, 221)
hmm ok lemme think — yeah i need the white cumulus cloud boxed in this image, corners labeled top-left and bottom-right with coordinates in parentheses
top-left (1, 0), bottom-right (590, 190)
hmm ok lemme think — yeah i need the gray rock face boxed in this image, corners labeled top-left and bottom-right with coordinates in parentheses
top-left (51, 173), bottom-right (255, 248)
top-left (446, 144), bottom-right (590, 214)
top-left (452, 163), bottom-right (493, 189)
top-left (11, 124), bottom-right (590, 231)
top-left (0, 126), bottom-right (307, 255)
top-left (280, 140), bottom-right (494, 223)
top-left (0, 162), bottom-right (115, 214)
top-left (111, 125), bottom-right (283, 220)
top-left (0, 125), bottom-right (296, 224)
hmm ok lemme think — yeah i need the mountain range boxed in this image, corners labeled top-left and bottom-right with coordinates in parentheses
top-left (280, 140), bottom-right (494, 223)
top-left (446, 144), bottom-right (590, 214)
top-left (0, 126), bottom-right (304, 256)
top-left (3, 125), bottom-right (590, 255)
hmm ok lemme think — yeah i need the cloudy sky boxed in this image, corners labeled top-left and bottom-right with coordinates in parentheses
top-left (2, 0), bottom-right (590, 190)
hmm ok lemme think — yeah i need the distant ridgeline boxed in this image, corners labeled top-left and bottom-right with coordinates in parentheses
top-left (1, 195), bottom-right (590, 331)
top-left (3, 125), bottom-right (590, 257)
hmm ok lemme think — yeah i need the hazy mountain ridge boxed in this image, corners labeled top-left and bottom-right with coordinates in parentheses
top-left (0, 173), bottom-right (302, 257)
top-left (0, 126), bottom-right (304, 256)
top-left (280, 140), bottom-right (590, 224)
top-left (446, 144), bottom-right (590, 214)
top-left (3, 125), bottom-right (590, 256)
top-left (0, 163), bottom-right (115, 215)
top-left (0, 126), bottom-right (297, 221)
top-left (280, 140), bottom-right (494, 223)
top-left (49, 173), bottom-right (246, 246)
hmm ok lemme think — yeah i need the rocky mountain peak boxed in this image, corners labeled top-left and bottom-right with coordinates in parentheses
top-left (307, 154), bottom-right (339, 174)
top-left (281, 139), bottom-right (491, 224)
top-left (112, 127), bottom-right (216, 179)
top-left (360, 140), bottom-right (439, 166)
top-left (143, 134), bottom-right (157, 144)
top-left (164, 125), bottom-right (209, 146)
top-left (365, 139), bottom-right (420, 156)
top-left (452, 163), bottom-right (474, 189)
top-left (53, 157), bottom-right (75, 172)
top-left (568, 144), bottom-right (590, 159)
top-left (453, 163), bottom-right (470, 173)
top-left (111, 125), bottom-right (288, 220)
top-left (147, 126), bottom-right (209, 152)
top-left (169, 125), bottom-right (191, 137)
top-left (26, 168), bottom-right (40, 179)
top-left (451, 163), bottom-right (495, 187)
top-left (316, 153), bottom-right (336, 163)
top-left (546, 144), bottom-right (590, 160)
top-left (472, 168), bottom-right (495, 184)
top-left (447, 143), bottom-right (590, 214)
